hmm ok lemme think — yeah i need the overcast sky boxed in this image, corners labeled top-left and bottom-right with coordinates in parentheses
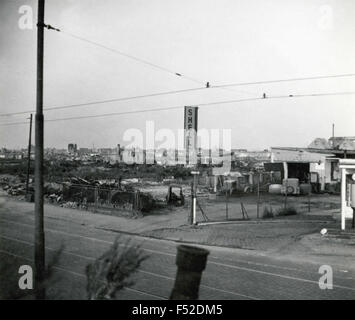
top-left (0, 0), bottom-right (354, 150)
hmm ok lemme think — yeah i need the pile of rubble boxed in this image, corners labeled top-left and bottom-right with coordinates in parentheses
top-left (0, 174), bottom-right (192, 215)
top-left (0, 175), bottom-right (64, 202)
top-left (60, 176), bottom-right (159, 214)
top-left (3, 183), bottom-right (27, 196)
top-left (0, 176), bottom-right (30, 197)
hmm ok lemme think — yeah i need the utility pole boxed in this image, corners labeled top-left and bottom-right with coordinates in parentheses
top-left (332, 123), bottom-right (335, 148)
top-left (191, 171), bottom-right (199, 224)
top-left (34, 0), bottom-right (46, 299)
top-left (26, 114), bottom-right (33, 195)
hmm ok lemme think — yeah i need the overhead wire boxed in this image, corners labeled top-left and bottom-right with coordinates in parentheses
top-left (1, 72), bottom-right (355, 117)
top-left (1, 91), bottom-right (354, 127)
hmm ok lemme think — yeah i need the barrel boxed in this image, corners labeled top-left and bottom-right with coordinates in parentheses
top-left (300, 183), bottom-right (311, 195)
top-left (268, 184), bottom-right (282, 194)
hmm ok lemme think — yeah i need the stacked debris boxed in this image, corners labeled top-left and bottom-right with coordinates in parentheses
top-left (0, 175), bottom-right (65, 203)
top-left (60, 177), bottom-right (158, 215)
top-left (0, 173), bottom-right (188, 216)
top-left (0, 175), bottom-right (30, 196)
top-left (3, 183), bottom-right (27, 196)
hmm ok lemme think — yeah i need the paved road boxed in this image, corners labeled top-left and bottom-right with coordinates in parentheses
top-left (0, 201), bottom-right (354, 300)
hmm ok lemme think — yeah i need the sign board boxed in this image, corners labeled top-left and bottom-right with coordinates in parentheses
top-left (184, 106), bottom-right (198, 164)
top-left (184, 106), bottom-right (198, 132)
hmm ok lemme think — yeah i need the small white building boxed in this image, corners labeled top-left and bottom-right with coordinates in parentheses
top-left (339, 159), bottom-right (355, 230)
top-left (270, 147), bottom-right (337, 190)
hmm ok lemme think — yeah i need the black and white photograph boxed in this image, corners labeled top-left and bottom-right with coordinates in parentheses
top-left (0, 0), bottom-right (354, 307)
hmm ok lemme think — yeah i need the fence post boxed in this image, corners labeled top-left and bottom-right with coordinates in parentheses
top-left (308, 174), bottom-right (311, 213)
top-left (257, 172), bottom-right (260, 219)
top-left (284, 179), bottom-right (288, 209)
top-left (225, 189), bottom-right (228, 220)
top-left (94, 186), bottom-right (98, 211)
top-left (308, 189), bottom-right (311, 212)
top-left (134, 190), bottom-right (140, 211)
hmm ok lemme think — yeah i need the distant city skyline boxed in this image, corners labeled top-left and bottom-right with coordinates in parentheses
top-left (0, 134), bottom-right (341, 152)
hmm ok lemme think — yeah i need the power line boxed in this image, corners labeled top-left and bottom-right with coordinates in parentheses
top-left (288, 91), bottom-right (355, 98)
top-left (2, 27), bottom-right (355, 121)
top-left (1, 91), bottom-right (354, 127)
top-left (47, 24), bottom-right (235, 97)
top-left (2, 72), bottom-right (355, 118)
top-left (32, 26), bottom-right (355, 116)
top-left (214, 73), bottom-right (355, 88)
top-left (0, 27), bottom-right (257, 119)
top-left (58, 29), bottom-right (257, 96)
top-left (0, 86), bottom-right (206, 117)
top-left (58, 30), bottom-right (355, 95)
top-left (60, 29), bottom-right (204, 85)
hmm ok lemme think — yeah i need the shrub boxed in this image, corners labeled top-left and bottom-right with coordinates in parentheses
top-left (276, 206), bottom-right (298, 216)
top-left (262, 206), bottom-right (274, 219)
top-left (86, 236), bottom-right (148, 300)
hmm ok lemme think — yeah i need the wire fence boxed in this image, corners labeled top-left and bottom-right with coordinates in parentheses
top-left (61, 184), bottom-right (155, 213)
top-left (192, 177), bottom-right (340, 223)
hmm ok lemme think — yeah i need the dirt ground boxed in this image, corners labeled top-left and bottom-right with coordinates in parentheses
top-left (1, 172), bottom-right (353, 267)
top-left (192, 192), bottom-right (341, 222)
top-left (1, 187), bottom-right (354, 272)
top-left (0, 172), bottom-right (340, 219)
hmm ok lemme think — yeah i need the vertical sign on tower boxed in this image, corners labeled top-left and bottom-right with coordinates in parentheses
top-left (184, 106), bottom-right (198, 165)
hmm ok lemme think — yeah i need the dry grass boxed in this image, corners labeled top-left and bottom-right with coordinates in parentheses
top-left (276, 206), bottom-right (298, 216)
top-left (262, 206), bottom-right (274, 219)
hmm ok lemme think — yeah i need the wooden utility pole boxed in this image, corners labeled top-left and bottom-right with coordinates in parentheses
top-left (26, 114), bottom-right (33, 195)
top-left (34, 0), bottom-right (46, 299)
top-left (189, 182), bottom-right (193, 224)
top-left (193, 173), bottom-right (197, 224)
top-left (190, 171), bottom-right (199, 224)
